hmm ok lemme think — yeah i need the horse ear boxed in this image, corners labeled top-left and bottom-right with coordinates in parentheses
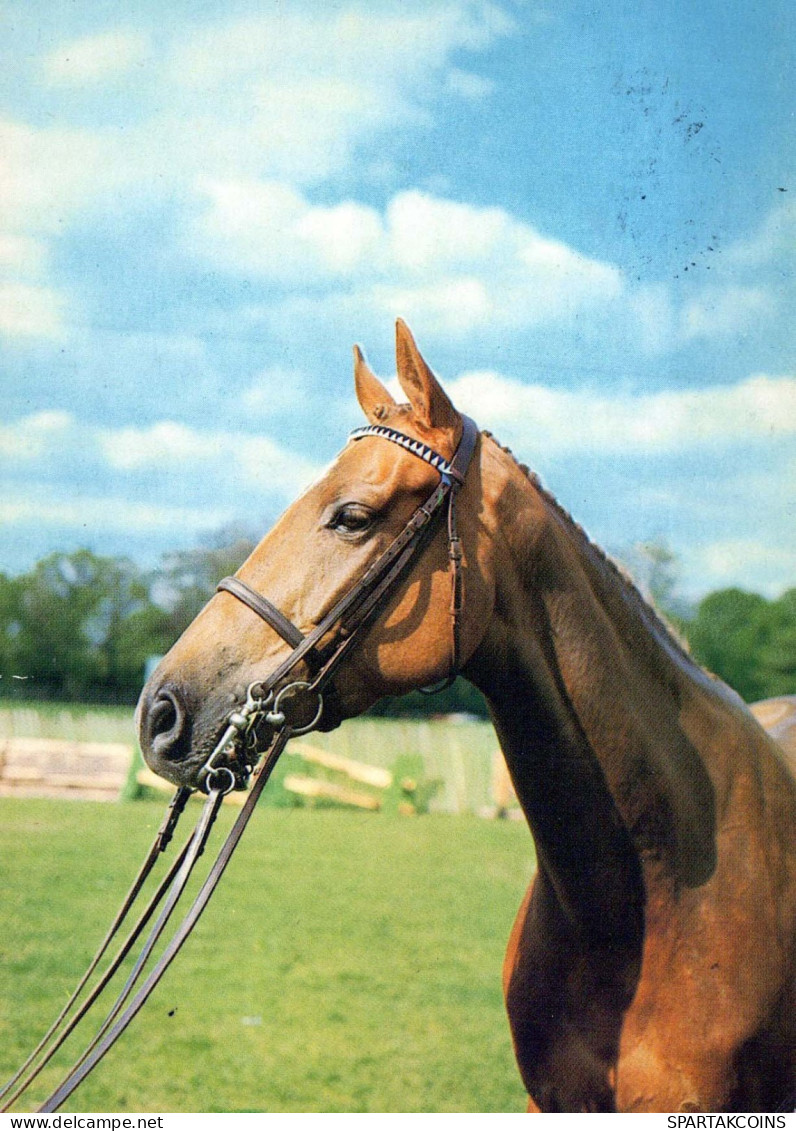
top-left (353, 345), bottom-right (396, 423)
top-left (394, 319), bottom-right (458, 431)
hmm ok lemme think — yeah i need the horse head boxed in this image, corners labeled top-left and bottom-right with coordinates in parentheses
top-left (136, 321), bottom-right (494, 791)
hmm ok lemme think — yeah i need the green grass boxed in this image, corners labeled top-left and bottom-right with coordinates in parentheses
top-left (0, 798), bottom-right (534, 1113)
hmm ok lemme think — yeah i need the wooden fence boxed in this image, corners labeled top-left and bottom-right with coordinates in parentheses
top-left (0, 704), bottom-right (519, 815)
top-left (0, 736), bottom-right (133, 801)
top-left (137, 741), bottom-right (424, 813)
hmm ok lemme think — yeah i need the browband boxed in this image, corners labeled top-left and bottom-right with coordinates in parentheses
top-left (349, 423), bottom-right (465, 483)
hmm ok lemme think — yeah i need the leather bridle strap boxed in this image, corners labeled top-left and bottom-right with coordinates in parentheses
top-left (215, 415), bottom-right (479, 704)
top-left (217, 576), bottom-right (305, 649)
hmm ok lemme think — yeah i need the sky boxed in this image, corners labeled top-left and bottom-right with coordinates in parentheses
top-left (1, 0), bottom-right (794, 601)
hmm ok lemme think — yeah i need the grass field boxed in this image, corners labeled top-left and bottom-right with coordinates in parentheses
top-left (0, 797), bottom-right (534, 1113)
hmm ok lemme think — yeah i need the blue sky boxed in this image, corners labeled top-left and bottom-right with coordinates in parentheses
top-left (1, 0), bottom-right (793, 600)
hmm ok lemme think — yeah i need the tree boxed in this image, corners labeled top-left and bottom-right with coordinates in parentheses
top-left (620, 538), bottom-right (692, 625)
top-left (153, 530), bottom-right (256, 638)
top-left (686, 587), bottom-right (796, 702)
top-left (755, 588), bottom-right (796, 698)
top-left (637, 539), bottom-right (679, 610)
top-left (10, 550), bottom-right (164, 700)
top-left (0, 571), bottom-right (24, 687)
top-left (3, 529), bottom-right (792, 711)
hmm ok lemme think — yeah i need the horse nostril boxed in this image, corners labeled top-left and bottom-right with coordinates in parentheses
top-left (147, 688), bottom-right (189, 763)
top-left (151, 692), bottom-right (178, 736)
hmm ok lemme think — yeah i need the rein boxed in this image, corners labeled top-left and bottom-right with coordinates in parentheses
top-left (2, 414), bottom-right (478, 1112)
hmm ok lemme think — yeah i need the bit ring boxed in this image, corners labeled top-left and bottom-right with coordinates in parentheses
top-left (271, 680), bottom-right (324, 735)
top-left (203, 765), bottom-right (237, 796)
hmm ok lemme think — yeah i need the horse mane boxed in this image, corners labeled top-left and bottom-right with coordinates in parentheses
top-left (481, 430), bottom-right (696, 668)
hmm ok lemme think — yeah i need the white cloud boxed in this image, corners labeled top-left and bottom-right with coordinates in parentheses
top-left (0, 233), bottom-right (48, 275)
top-left (241, 368), bottom-right (310, 415)
top-left (653, 200), bottom-right (795, 350)
top-left (0, 117), bottom-right (117, 337)
top-left (296, 201), bottom-right (385, 276)
top-left (0, 118), bottom-right (112, 235)
top-left (189, 183), bottom-right (623, 335)
top-left (170, 4), bottom-right (509, 93)
top-left (680, 286), bottom-right (773, 341)
top-left (191, 178), bottom-right (384, 281)
top-left (387, 192), bottom-right (515, 272)
top-left (0, 412), bottom-right (323, 539)
top-left (43, 30), bottom-right (150, 86)
top-left (446, 68), bottom-right (495, 99)
top-left (103, 421), bottom-right (213, 470)
top-left (1, 2), bottom-right (512, 341)
top-left (688, 538), bottom-right (796, 598)
top-left (446, 370), bottom-right (796, 454)
top-left (629, 284), bottom-right (677, 354)
top-left (725, 198), bottom-right (796, 268)
top-left (0, 411), bottom-right (73, 459)
top-left (1, 409), bottom-right (322, 502)
top-left (98, 420), bottom-right (321, 496)
top-left (12, 2), bottom-right (511, 210)
top-left (160, 2), bottom-right (511, 185)
top-left (0, 495), bottom-right (229, 534)
top-left (0, 282), bottom-right (67, 338)
top-left (371, 277), bottom-right (493, 334)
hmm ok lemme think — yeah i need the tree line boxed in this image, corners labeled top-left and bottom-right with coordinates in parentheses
top-left (0, 537), bottom-right (253, 704)
top-left (0, 539), bottom-right (793, 712)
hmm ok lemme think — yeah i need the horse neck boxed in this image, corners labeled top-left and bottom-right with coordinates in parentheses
top-left (466, 438), bottom-right (718, 916)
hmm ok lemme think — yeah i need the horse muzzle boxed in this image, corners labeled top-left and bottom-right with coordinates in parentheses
top-left (137, 673), bottom-right (331, 792)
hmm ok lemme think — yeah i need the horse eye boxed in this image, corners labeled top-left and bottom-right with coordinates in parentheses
top-left (328, 504), bottom-right (374, 536)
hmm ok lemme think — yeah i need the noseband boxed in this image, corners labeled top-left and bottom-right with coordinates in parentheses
top-left (210, 413), bottom-right (479, 789)
top-left (4, 414), bottom-right (479, 1114)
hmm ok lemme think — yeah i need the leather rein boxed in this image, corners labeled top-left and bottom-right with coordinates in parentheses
top-left (3, 414), bottom-right (479, 1112)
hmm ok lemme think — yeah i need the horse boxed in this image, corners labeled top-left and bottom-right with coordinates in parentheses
top-left (137, 320), bottom-right (796, 1113)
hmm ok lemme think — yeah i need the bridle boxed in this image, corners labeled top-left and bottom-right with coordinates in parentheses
top-left (203, 412), bottom-right (480, 792)
top-left (2, 413), bottom-right (480, 1112)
